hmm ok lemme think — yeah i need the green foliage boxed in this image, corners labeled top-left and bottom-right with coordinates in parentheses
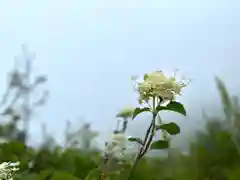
top-left (150, 140), bottom-right (169, 150)
top-left (132, 107), bottom-right (151, 120)
top-left (1, 59), bottom-right (239, 180)
top-left (48, 171), bottom-right (79, 180)
top-left (156, 101), bottom-right (186, 116)
top-left (156, 123), bottom-right (180, 135)
top-left (215, 77), bottom-right (233, 119)
top-left (128, 137), bottom-right (143, 145)
top-left (84, 168), bottom-right (102, 180)
top-left (225, 167), bottom-right (240, 180)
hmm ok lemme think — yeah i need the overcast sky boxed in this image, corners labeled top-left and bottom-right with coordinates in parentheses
top-left (0, 0), bottom-right (240, 147)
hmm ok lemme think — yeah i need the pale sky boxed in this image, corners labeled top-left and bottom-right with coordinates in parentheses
top-left (0, 0), bottom-right (239, 148)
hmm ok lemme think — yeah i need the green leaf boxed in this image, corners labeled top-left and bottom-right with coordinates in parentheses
top-left (156, 101), bottom-right (186, 116)
top-left (132, 107), bottom-right (151, 120)
top-left (144, 74), bottom-right (149, 80)
top-left (215, 77), bottom-right (233, 119)
top-left (156, 122), bottom-right (180, 135)
top-left (150, 140), bottom-right (169, 150)
top-left (2, 141), bottom-right (25, 153)
top-left (128, 137), bottom-right (143, 145)
top-left (84, 168), bottom-right (102, 180)
top-left (1, 141), bottom-right (26, 161)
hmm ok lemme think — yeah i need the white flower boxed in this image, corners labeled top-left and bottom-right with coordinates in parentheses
top-left (104, 133), bottom-right (128, 159)
top-left (134, 70), bottom-right (189, 103)
top-left (0, 161), bottom-right (19, 180)
top-left (116, 107), bottom-right (134, 119)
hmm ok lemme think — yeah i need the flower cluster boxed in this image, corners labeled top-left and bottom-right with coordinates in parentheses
top-left (0, 162), bottom-right (20, 180)
top-left (134, 70), bottom-right (189, 103)
top-left (116, 107), bottom-right (134, 119)
top-left (104, 133), bottom-right (128, 160)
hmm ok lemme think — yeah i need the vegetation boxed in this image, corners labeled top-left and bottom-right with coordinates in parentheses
top-left (0, 47), bottom-right (239, 180)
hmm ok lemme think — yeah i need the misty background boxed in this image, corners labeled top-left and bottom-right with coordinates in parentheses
top-left (0, 0), bottom-right (239, 150)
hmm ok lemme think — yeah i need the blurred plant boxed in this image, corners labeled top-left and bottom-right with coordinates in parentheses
top-left (215, 77), bottom-right (240, 153)
top-left (183, 77), bottom-right (240, 180)
top-left (189, 119), bottom-right (238, 180)
top-left (40, 123), bottom-right (57, 150)
top-left (0, 108), bottom-right (21, 143)
top-left (0, 45), bottom-right (49, 144)
top-left (116, 107), bottom-right (134, 133)
top-left (64, 120), bottom-right (98, 151)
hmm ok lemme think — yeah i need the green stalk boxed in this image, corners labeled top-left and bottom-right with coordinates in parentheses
top-left (126, 97), bottom-right (157, 180)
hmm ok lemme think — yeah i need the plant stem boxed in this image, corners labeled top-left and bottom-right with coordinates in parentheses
top-left (141, 123), bottom-right (153, 154)
top-left (126, 97), bottom-right (157, 180)
top-left (126, 153), bottom-right (141, 180)
top-left (126, 123), bottom-right (153, 180)
top-left (140, 120), bottom-right (155, 157)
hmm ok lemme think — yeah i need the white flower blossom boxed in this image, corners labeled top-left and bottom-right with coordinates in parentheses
top-left (104, 133), bottom-right (129, 159)
top-left (116, 107), bottom-right (134, 119)
top-left (134, 70), bottom-right (189, 103)
top-left (0, 161), bottom-right (19, 180)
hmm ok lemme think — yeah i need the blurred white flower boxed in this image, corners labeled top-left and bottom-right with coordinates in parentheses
top-left (0, 161), bottom-right (19, 180)
top-left (104, 133), bottom-right (129, 159)
top-left (116, 107), bottom-right (134, 119)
